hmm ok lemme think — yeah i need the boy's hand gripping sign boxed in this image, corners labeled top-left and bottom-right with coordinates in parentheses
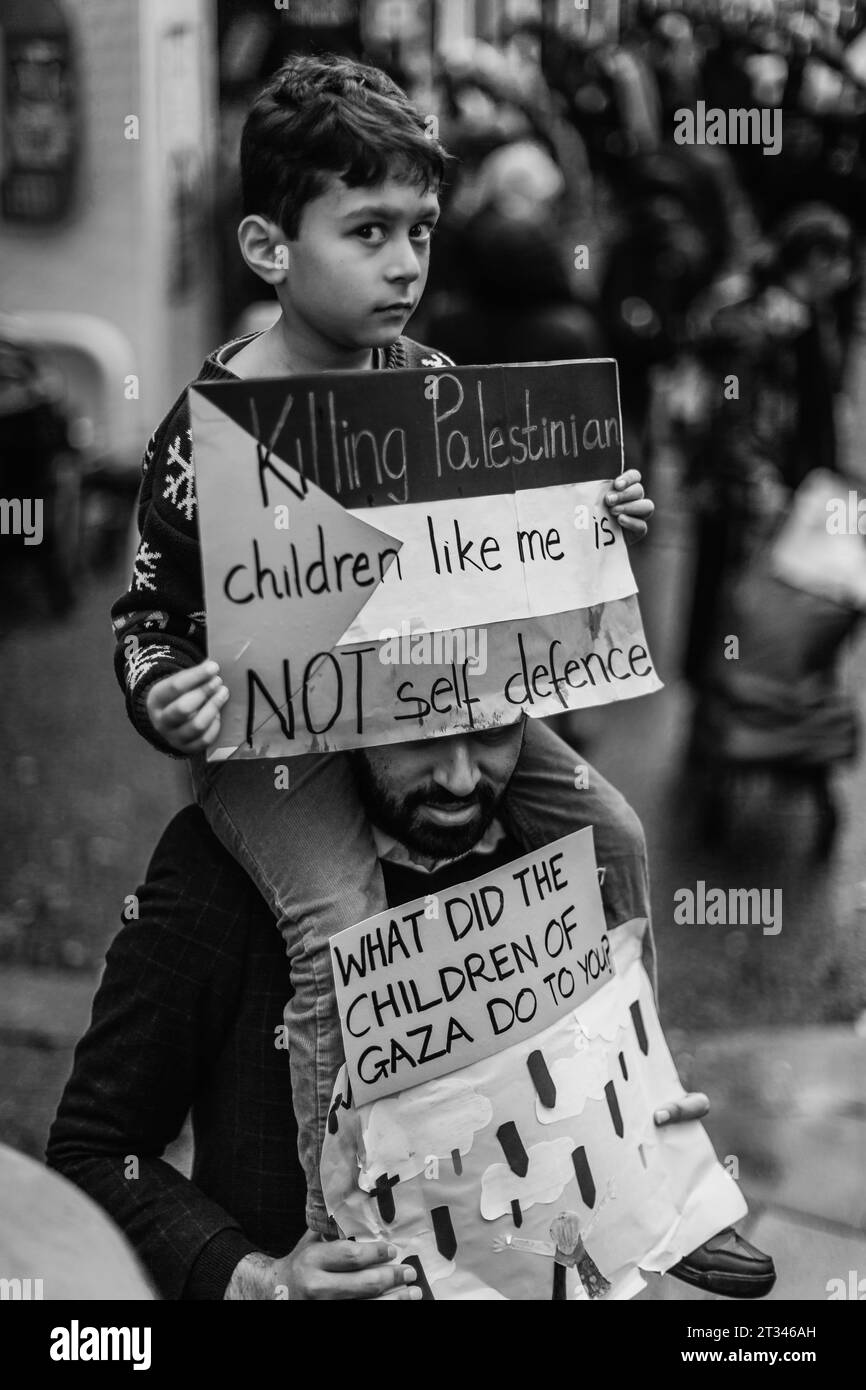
top-left (189, 360), bottom-right (662, 759)
top-left (320, 828), bottom-right (747, 1301)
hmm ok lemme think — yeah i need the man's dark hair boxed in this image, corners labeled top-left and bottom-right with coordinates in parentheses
top-left (240, 53), bottom-right (448, 238)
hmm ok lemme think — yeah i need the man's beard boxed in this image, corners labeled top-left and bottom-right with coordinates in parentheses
top-left (352, 754), bottom-right (502, 862)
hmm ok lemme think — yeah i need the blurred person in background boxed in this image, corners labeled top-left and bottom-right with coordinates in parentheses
top-left (417, 40), bottom-right (572, 324)
top-left (647, 9), bottom-right (704, 124)
top-left (528, 17), bottom-right (662, 187)
top-left (423, 137), bottom-right (603, 365)
top-left (682, 202), bottom-right (858, 694)
top-left (599, 147), bottom-right (740, 484)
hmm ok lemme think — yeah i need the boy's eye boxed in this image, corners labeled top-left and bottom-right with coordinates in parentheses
top-left (352, 222), bottom-right (436, 245)
top-left (353, 224), bottom-right (387, 244)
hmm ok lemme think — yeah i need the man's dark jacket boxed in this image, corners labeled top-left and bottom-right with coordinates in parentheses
top-left (46, 806), bottom-right (518, 1299)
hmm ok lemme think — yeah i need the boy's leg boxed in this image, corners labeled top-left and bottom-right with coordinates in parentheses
top-left (504, 718), bottom-right (651, 937)
top-left (191, 752), bottom-right (384, 1235)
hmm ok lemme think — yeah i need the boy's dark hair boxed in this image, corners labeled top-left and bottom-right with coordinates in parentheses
top-left (241, 53), bottom-right (448, 237)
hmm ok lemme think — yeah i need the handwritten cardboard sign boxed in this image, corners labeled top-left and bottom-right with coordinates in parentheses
top-left (189, 361), bottom-right (662, 758)
top-left (330, 827), bottom-right (611, 1106)
top-left (321, 914), bottom-right (748, 1300)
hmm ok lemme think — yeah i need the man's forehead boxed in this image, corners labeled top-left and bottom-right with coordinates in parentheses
top-left (381, 722), bottom-right (524, 765)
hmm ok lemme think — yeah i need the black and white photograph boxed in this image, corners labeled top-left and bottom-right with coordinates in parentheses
top-left (1, 0), bottom-right (864, 1355)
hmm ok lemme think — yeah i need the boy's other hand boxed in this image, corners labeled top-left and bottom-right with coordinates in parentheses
top-left (145, 660), bottom-right (229, 753)
top-left (606, 469), bottom-right (655, 544)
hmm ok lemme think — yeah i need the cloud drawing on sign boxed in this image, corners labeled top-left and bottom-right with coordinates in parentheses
top-left (480, 1137), bottom-right (575, 1221)
top-left (535, 1049), bottom-right (611, 1126)
top-left (361, 1075), bottom-right (493, 1186)
top-left (573, 977), bottom-right (633, 1042)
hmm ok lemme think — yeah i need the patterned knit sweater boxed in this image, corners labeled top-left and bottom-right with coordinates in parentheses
top-left (110, 332), bottom-right (453, 756)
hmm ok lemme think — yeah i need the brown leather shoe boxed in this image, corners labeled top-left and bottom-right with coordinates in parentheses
top-left (668, 1227), bottom-right (776, 1299)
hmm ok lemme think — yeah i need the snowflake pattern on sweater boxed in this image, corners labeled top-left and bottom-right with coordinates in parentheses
top-left (132, 540), bottom-right (162, 593)
top-left (125, 641), bottom-right (176, 693)
top-left (162, 430), bottom-right (197, 521)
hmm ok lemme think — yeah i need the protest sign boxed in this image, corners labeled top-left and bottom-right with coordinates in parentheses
top-left (189, 360), bottom-right (662, 759)
top-left (330, 826), bottom-right (611, 1106)
top-left (321, 837), bottom-right (747, 1300)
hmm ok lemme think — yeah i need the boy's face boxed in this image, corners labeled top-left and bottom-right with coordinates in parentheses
top-left (280, 173), bottom-right (440, 354)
